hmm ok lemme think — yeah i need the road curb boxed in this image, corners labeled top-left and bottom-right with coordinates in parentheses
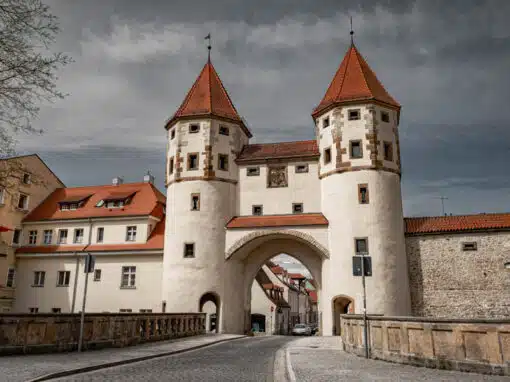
top-left (27, 335), bottom-right (247, 382)
top-left (285, 346), bottom-right (297, 382)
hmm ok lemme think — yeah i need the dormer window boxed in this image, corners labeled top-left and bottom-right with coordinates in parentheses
top-left (95, 191), bottom-right (135, 209)
top-left (189, 124), bottom-right (200, 133)
top-left (59, 194), bottom-right (92, 211)
top-left (219, 125), bottom-right (229, 136)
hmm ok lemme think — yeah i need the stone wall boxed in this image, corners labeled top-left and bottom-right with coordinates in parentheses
top-left (341, 315), bottom-right (510, 376)
top-left (406, 231), bottom-right (510, 318)
top-left (0, 312), bottom-right (205, 355)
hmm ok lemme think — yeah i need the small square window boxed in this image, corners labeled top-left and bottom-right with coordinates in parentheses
top-left (170, 129), bottom-right (176, 139)
top-left (324, 148), bottom-right (332, 164)
top-left (184, 243), bottom-right (195, 258)
top-left (56, 271), bottom-right (71, 287)
top-left (292, 203), bottom-right (303, 214)
top-left (94, 269), bottom-right (102, 281)
top-left (247, 167), bottom-right (260, 176)
top-left (323, 117), bottom-right (330, 128)
top-left (358, 184), bottom-right (369, 204)
top-left (189, 124), bottom-right (200, 133)
top-left (295, 164), bottom-right (308, 173)
top-left (191, 193), bottom-right (200, 211)
top-left (355, 238), bottom-right (368, 255)
top-left (350, 141), bottom-right (363, 159)
top-left (381, 111), bottom-right (390, 123)
top-left (218, 154), bottom-right (229, 171)
top-left (462, 242), bottom-right (477, 251)
top-left (252, 205), bottom-right (263, 215)
top-left (18, 194), bottom-right (28, 210)
top-left (22, 173), bottom-right (31, 184)
top-left (29, 307), bottom-right (39, 313)
top-left (383, 141), bottom-right (393, 161)
top-left (348, 109), bottom-right (360, 120)
top-left (219, 125), bottom-right (229, 136)
top-left (169, 157), bottom-right (174, 174)
top-left (188, 153), bottom-right (199, 170)
top-left (51, 308), bottom-right (61, 313)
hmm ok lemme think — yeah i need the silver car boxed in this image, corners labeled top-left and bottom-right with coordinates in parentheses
top-left (291, 323), bottom-right (312, 336)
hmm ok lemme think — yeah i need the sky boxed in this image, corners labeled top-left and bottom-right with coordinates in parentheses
top-left (12, 0), bottom-right (510, 218)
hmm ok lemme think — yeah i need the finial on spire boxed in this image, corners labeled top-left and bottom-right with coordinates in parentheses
top-left (205, 33), bottom-right (211, 61)
top-left (349, 16), bottom-right (354, 45)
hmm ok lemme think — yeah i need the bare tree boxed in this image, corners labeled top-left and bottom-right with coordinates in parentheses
top-left (0, 0), bottom-right (71, 157)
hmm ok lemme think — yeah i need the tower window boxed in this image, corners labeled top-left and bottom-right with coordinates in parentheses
top-left (462, 242), bottom-right (477, 251)
top-left (292, 203), bottom-right (303, 214)
top-left (295, 164), bottom-right (308, 173)
top-left (191, 193), bottom-right (200, 211)
top-left (218, 154), bottom-right (229, 171)
top-left (358, 184), bottom-right (369, 204)
top-left (170, 129), bottom-right (175, 139)
top-left (252, 205), bottom-right (263, 215)
top-left (184, 243), bottom-right (195, 258)
top-left (187, 153), bottom-right (199, 170)
top-left (350, 140), bottom-right (363, 159)
top-left (189, 124), bottom-right (200, 133)
top-left (355, 238), bottom-right (368, 255)
top-left (383, 142), bottom-right (393, 161)
top-left (323, 148), bottom-right (332, 164)
top-left (348, 109), bottom-right (361, 121)
top-left (219, 125), bottom-right (229, 136)
top-left (247, 167), bottom-right (260, 176)
top-left (169, 157), bottom-right (174, 174)
top-left (381, 111), bottom-right (390, 123)
top-left (323, 117), bottom-right (330, 128)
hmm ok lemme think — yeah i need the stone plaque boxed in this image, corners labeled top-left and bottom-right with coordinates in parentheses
top-left (267, 166), bottom-right (288, 188)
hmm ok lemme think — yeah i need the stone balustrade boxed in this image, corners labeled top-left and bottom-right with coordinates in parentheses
top-left (0, 312), bottom-right (206, 355)
top-left (341, 314), bottom-right (510, 376)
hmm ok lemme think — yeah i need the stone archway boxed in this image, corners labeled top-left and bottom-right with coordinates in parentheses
top-left (224, 230), bottom-right (328, 335)
top-left (199, 292), bottom-right (220, 333)
top-left (332, 295), bottom-right (354, 336)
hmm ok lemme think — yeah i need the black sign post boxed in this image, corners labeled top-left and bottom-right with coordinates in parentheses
top-left (352, 255), bottom-right (371, 358)
top-left (78, 253), bottom-right (95, 352)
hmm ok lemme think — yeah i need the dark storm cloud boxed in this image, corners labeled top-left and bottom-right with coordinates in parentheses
top-left (14, 0), bottom-right (510, 216)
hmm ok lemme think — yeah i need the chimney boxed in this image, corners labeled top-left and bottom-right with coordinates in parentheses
top-left (112, 176), bottom-right (124, 186)
top-left (143, 170), bottom-right (155, 184)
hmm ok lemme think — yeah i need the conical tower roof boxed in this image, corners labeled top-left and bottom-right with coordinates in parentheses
top-left (312, 43), bottom-right (400, 118)
top-left (167, 58), bottom-right (251, 137)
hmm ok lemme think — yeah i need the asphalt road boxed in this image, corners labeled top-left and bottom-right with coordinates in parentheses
top-left (51, 336), bottom-right (294, 382)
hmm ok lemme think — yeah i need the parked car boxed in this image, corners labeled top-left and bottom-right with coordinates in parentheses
top-left (291, 323), bottom-right (312, 336)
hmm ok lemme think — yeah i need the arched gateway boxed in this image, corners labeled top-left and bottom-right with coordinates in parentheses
top-left (224, 230), bottom-right (328, 334)
top-left (161, 38), bottom-right (413, 335)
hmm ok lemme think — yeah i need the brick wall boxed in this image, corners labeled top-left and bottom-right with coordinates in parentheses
top-left (406, 231), bottom-right (510, 318)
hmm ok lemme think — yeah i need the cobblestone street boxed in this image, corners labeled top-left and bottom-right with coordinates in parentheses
top-left (51, 336), bottom-right (293, 381)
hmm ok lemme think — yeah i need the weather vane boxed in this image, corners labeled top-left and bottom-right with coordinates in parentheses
top-left (350, 16), bottom-right (354, 44)
top-left (205, 33), bottom-right (211, 60)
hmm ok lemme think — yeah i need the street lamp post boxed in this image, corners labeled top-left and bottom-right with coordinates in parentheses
top-left (295, 276), bottom-right (306, 324)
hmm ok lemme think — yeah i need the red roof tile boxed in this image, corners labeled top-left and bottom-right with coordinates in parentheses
top-left (288, 273), bottom-right (306, 280)
top-left (16, 220), bottom-right (165, 254)
top-left (405, 213), bottom-right (510, 235)
top-left (24, 182), bottom-right (166, 222)
top-left (270, 266), bottom-right (285, 275)
top-left (237, 140), bottom-right (318, 162)
top-left (312, 43), bottom-right (400, 118)
top-left (226, 213), bottom-right (328, 229)
top-left (167, 59), bottom-right (251, 137)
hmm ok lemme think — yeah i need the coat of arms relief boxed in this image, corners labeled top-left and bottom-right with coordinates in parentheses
top-left (267, 166), bottom-right (288, 188)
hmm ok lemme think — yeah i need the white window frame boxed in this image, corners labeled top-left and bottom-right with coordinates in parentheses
top-left (58, 229), bottom-right (68, 244)
top-left (120, 266), bottom-right (136, 288)
top-left (56, 270), bottom-right (71, 287)
top-left (126, 226), bottom-right (137, 242)
top-left (96, 227), bottom-right (104, 243)
top-left (43, 229), bottom-right (53, 245)
top-left (73, 228), bottom-right (84, 244)
top-left (33, 271), bottom-right (45, 287)
top-left (6, 267), bottom-right (15, 288)
top-left (28, 230), bottom-right (37, 245)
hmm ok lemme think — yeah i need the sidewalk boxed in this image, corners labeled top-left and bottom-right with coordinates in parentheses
top-left (0, 333), bottom-right (244, 382)
top-left (285, 336), bottom-right (510, 381)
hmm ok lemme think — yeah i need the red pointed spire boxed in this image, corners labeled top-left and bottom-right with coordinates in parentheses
top-left (167, 59), bottom-right (251, 137)
top-left (312, 44), bottom-right (400, 118)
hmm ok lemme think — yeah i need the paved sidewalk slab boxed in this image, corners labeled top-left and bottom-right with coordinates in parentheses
top-left (0, 334), bottom-right (244, 382)
top-left (286, 336), bottom-right (510, 381)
